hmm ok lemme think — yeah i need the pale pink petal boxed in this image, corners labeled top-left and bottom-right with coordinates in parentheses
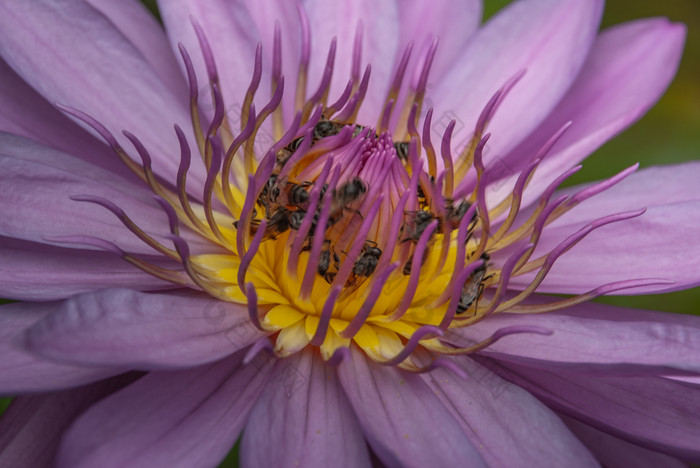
top-left (448, 298), bottom-right (700, 374)
top-left (0, 58), bottom-right (132, 179)
top-left (507, 162), bottom-right (700, 294)
top-left (302, 0), bottom-right (400, 122)
top-left (422, 357), bottom-right (597, 467)
top-left (0, 237), bottom-right (174, 301)
top-left (0, 1), bottom-right (205, 191)
top-left (84, 0), bottom-right (187, 98)
top-left (243, 0), bottom-right (302, 117)
top-left (241, 350), bottom-right (370, 467)
top-left (159, 0), bottom-right (314, 130)
top-left (432, 0), bottom-right (603, 164)
top-left (25, 289), bottom-right (262, 369)
top-left (489, 18), bottom-right (686, 208)
top-left (337, 347), bottom-right (486, 467)
top-left (157, 0), bottom-right (259, 124)
top-left (0, 301), bottom-right (123, 395)
top-left (386, 0), bottom-right (482, 133)
top-left (560, 413), bottom-right (688, 468)
top-left (56, 351), bottom-right (273, 468)
top-left (395, 0), bottom-right (481, 80)
top-left (487, 359), bottom-right (700, 463)
top-left (0, 375), bottom-right (139, 468)
top-left (665, 375), bottom-right (700, 386)
top-left (0, 133), bottom-right (209, 255)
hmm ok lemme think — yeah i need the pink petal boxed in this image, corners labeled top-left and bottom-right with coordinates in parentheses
top-left (665, 375), bottom-right (700, 386)
top-left (449, 298), bottom-right (700, 374)
top-left (25, 289), bottom-right (262, 369)
top-left (489, 18), bottom-right (686, 208)
top-left (337, 347), bottom-right (486, 467)
top-left (508, 162), bottom-right (700, 294)
top-left (56, 351), bottom-right (273, 468)
top-left (560, 413), bottom-right (688, 468)
top-left (243, 0), bottom-right (303, 122)
top-left (0, 301), bottom-right (122, 394)
top-left (241, 350), bottom-right (370, 468)
top-left (0, 237), bottom-right (174, 301)
top-left (84, 0), bottom-right (187, 98)
top-left (0, 1), bottom-right (205, 191)
top-left (159, 0), bottom-right (320, 129)
top-left (395, 0), bottom-right (481, 80)
top-left (0, 375), bottom-right (139, 468)
top-left (487, 359), bottom-right (700, 463)
top-left (432, 0), bottom-right (603, 164)
top-left (302, 0), bottom-right (400, 122)
top-left (385, 0), bottom-right (482, 134)
top-left (0, 58), bottom-right (133, 179)
top-left (157, 0), bottom-right (259, 122)
top-left (422, 357), bottom-right (597, 467)
top-left (0, 133), bottom-right (208, 255)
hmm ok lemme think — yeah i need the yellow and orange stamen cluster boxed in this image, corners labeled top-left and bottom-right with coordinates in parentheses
top-left (60, 14), bottom-right (668, 372)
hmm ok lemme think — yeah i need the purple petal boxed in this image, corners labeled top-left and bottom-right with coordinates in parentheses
top-left (665, 375), bottom-right (700, 386)
top-left (0, 1), bottom-right (205, 191)
top-left (0, 375), bottom-right (139, 468)
top-left (433, 0), bottom-right (603, 164)
top-left (484, 358), bottom-right (700, 463)
top-left (0, 301), bottom-right (122, 394)
top-left (0, 133), bottom-right (210, 255)
top-left (25, 289), bottom-right (263, 370)
top-left (508, 162), bottom-right (700, 294)
top-left (243, 0), bottom-right (303, 122)
top-left (0, 237), bottom-right (175, 301)
top-left (395, 0), bottom-right (481, 80)
top-left (302, 0), bottom-right (400, 122)
top-left (56, 351), bottom-right (273, 468)
top-left (337, 347), bottom-right (486, 467)
top-left (0, 57), bottom-right (134, 179)
top-left (157, 0), bottom-right (258, 120)
top-left (489, 18), bottom-right (686, 208)
top-left (84, 0), bottom-right (187, 98)
top-left (447, 298), bottom-right (700, 375)
top-left (560, 413), bottom-right (688, 468)
top-left (241, 350), bottom-right (370, 468)
top-left (422, 356), bottom-right (597, 467)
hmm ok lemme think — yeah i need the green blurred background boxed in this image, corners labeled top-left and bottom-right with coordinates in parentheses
top-left (1, 1), bottom-right (699, 466)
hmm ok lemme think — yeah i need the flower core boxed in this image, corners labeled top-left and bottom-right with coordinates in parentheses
top-left (64, 16), bottom-right (663, 371)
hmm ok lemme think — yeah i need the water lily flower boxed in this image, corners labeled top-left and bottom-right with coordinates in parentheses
top-left (1, 0), bottom-right (700, 466)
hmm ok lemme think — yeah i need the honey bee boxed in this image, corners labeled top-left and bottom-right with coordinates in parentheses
top-left (313, 120), bottom-right (345, 142)
top-left (352, 241), bottom-right (382, 277)
top-left (288, 210), bottom-right (307, 231)
top-left (416, 183), bottom-right (429, 209)
top-left (240, 206), bottom-right (292, 241)
top-left (351, 124), bottom-right (364, 137)
top-left (327, 177), bottom-right (368, 226)
top-left (317, 242), bottom-right (340, 284)
top-left (352, 124), bottom-right (377, 139)
top-left (394, 141), bottom-right (409, 161)
top-left (258, 174), bottom-right (281, 217)
top-left (456, 253), bottom-right (490, 314)
top-left (312, 120), bottom-right (374, 144)
top-left (441, 199), bottom-right (473, 232)
top-left (276, 136), bottom-right (305, 168)
top-left (333, 240), bottom-right (383, 295)
top-left (284, 182), bottom-right (312, 207)
top-left (401, 210), bottom-right (436, 243)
